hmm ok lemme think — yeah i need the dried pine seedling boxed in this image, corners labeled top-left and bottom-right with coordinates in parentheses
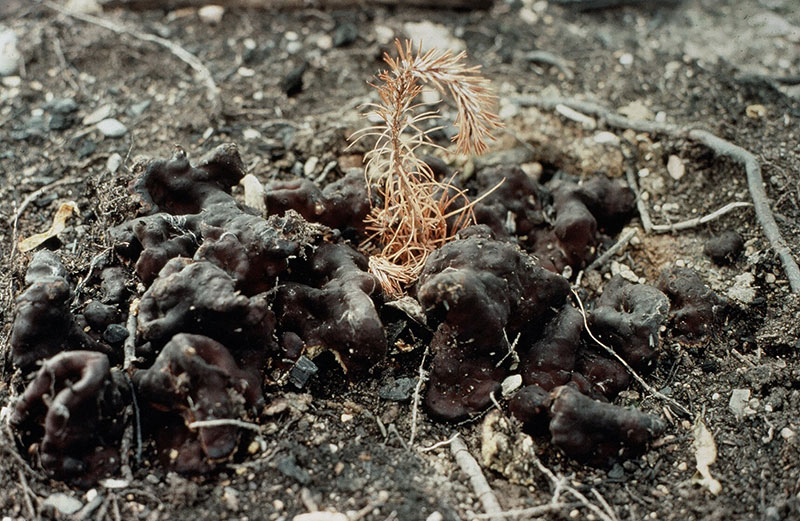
top-left (350, 39), bottom-right (502, 297)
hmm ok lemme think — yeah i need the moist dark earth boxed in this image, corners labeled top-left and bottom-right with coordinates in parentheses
top-left (1, 0), bottom-right (800, 520)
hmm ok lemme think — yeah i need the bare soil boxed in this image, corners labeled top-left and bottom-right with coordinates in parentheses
top-left (1, 1), bottom-right (799, 520)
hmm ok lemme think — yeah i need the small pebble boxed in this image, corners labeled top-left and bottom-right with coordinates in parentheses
top-left (43, 494), bottom-right (83, 515)
top-left (96, 118), bottom-right (127, 138)
top-left (198, 5), bottom-right (224, 25)
top-left (0, 27), bottom-right (21, 77)
top-left (83, 104), bottom-right (113, 125)
top-left (729, 388), bottom-right (751, 420)
top-left (745, 104), bottom-right (766, 119)
top-left (237, 66), bottom-right (255, 78)
top-left (103, 324), bottom-right (129, 345)
top-left (49, 98), bottom-right (79, 114)
top-left (594, 131), bottom-right (620, 146)
top-left (243, 128), bottom-right (262, 141)
top-left (667, 154), bottom-right (685, 180)
top-left (303, 156), bottom-right (319, 177)
top-left (619, 53), bottom-right (634, 66)
top-left (107, 153), bottom-right (122, 173)
top-left (781, 427), bottom-right (795, 440)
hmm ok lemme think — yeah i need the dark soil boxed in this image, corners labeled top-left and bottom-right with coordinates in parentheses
top-left (1, 1), bottom-right (799, 520)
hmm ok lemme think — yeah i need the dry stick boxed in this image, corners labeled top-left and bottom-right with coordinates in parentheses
top-left (17, 469), bottom-right (38, 521)
top-left (512, 95), bottom-right (800, 294)
top-left (100, 0), bottom-right (493, 9)
top-left (188, 418), bottom-right (263, 432)
top-left (584, 228), bottom-right (637, 272)
top-left (123, 298), bottom-right (139, 370)
top-left (526, 447), bottom-right (617, 521)
top-left (570, 289), bottom-right (691, 418)
top-left (650, 201), bottom-right (753, 233)
top-left (407, 346), bottom-right (429, 446)
top-left (43, 1), bottom-right (221, 116)
top-left (8, 178), bottom-right (78, 226)
top-left (449, 436), bottom-right (506, 521)
top-left (625, 168), bottom-right (653, 233)
top-left (418, 432), bottom-right (460, 453)
top-left (472, 503), bottom-right (577, 520)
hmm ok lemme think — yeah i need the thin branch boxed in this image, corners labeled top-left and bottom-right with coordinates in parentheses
top-left (123, 298), bottom-right (139, 370)
top-left (585, 228), bottom-right (637, 272)
top-left (570, 289), bottom-right (691, 417)
top-left (418, 432), bottom-right (460, 453)
top-left (408, 346), bottom-right (430, 446)
top-left (450, 436), bottom-right (506, 521)
top-left (650, 201), bottom-right (752, 233)
top-left (187, 418), bottom-right (263, 432)
top-left (625, 168), bottom-right (653, 233)
top-left (43, 1), bottom-right (221, 116)
top-left (472, 503), bottom-right (579, 519)
top-left (512, 95), bottom-right (800, 293)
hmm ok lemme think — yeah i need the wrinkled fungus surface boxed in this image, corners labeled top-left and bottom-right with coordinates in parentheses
top-left (11, 351), bottom-right (127, 484)
top-left (11, 251), bottom-right (110, 370)
top-left (134, 333), bottom-right (262, 472)
top-left (9, 144), bottom-right (692, 482)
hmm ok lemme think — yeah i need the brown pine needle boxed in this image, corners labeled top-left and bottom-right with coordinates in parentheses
top-left (351, 39), bottom-right (502, 297)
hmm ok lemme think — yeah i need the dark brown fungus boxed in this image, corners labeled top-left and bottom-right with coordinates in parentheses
top-left (11, 251), bottom-right (110, 371)
top-left (265, 171), bottom-right (375, 235)
top-left (508, 384), bottom-right (552, 433)
top-left (274, 243), bottom-right (386, 375)
top-left (133, 333), bottom-right (262, 472)
top-left (100, 266), bottom-right (129, 304)
top-left (657, 266), bottom-right (718, 340)
top-left (575, 350), bottom-right (631, 399)
top-left (137, 258), bottom-right (276, 361)
top-left (548, 385), bottom-right (665, 464)
top-left (530, 177), bottom-right (634, 273)
top-left (418, 232), bottom-right (570, 420)
top-left (473, 166), bottom-right (544, 240)
top-left (589, 276), bottom-right (670, 369)
top-left (704, 230), bottom-right (744, 265)
top-left (131, 144), bottom-right (244, 215)
top-left (11, 351), bottom-right (127, 484)
top-left (520, 304), bottom-right (583, 391)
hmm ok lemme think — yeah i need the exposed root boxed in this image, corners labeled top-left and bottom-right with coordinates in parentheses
top-left (512, 95), bottom-right (800, 294)
top-left (450, 436), bottom-right (506, 521)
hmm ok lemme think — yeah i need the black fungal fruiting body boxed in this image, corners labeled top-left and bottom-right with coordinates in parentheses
top-left (8, 141), bottom-right (715, 481)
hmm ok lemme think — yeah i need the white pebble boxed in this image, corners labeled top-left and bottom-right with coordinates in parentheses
top-left (0, 27), bottom-right (22, 77)
top-left (619, 53), bottom-right (634, 66)
top-left (594, 131), bottom-right (620, 146)
top-left (303, 156), bottom-right (319, 177)
top-left (198, 5), bottom-right (225, 25)
top-left (83, 104), bottom-right (113, 125)
top-left (106, 153), bottom-right (122, 173)
top-left (237, 66), bottom-right (255, 77)
top-left (96, 118), bottom-right (128, 138)
top-left (43, 493), bottom-right (83, 515)
top-left (667, 154), bottom-right (685, 180)
top-left (243, 128), bottom-right (262, 141)
top-left (781, 427), bottom-right (795, 440)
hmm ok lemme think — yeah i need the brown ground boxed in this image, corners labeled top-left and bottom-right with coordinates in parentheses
top-left (1, 0), bottom-right (800, 520)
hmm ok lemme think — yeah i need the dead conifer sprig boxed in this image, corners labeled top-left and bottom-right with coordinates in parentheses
top-left (351, 40), bottom-right (502, 297)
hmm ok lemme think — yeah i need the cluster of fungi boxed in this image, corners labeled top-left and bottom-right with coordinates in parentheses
top-left (8, 43), bottom-right (719, 485)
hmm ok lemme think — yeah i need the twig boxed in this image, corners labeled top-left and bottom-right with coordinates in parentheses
top-left (512, 95), bottom-right (800, 293)
top-left (100, 0), bottom-right (493, 9)
top-left (408, 346), bottom-right (429, 446)
top-left (625, 168), bottom-right (653, 233)
top-left (418, 432), bottom-right (460, 453)
top-left (187, 418), bottom-right (263, 432)
top-left (526, 445), bottom-right (617, 521)
top-left (43, 1), bottom-right (221, 116)
top-left (650, 201), bottom-right (752, 233)
top-left (569, 289), bottom-right (691, 417)
top-left (123, 298), bottom-right (139, 370)
top-left (522, 50), bottom-right (574, 80)
top-left (8, 178), bottom-right (78, 226)
top-left (471, 503), bottom-right (578, 519)
top-left (387, 423), bottom-right (409, 451)
top-left (585, 228), bottom-right (636, 272)
top-left (17, 469), bottom-right (38, 521)
top-left (450, 436), bottom-right (506, 521)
